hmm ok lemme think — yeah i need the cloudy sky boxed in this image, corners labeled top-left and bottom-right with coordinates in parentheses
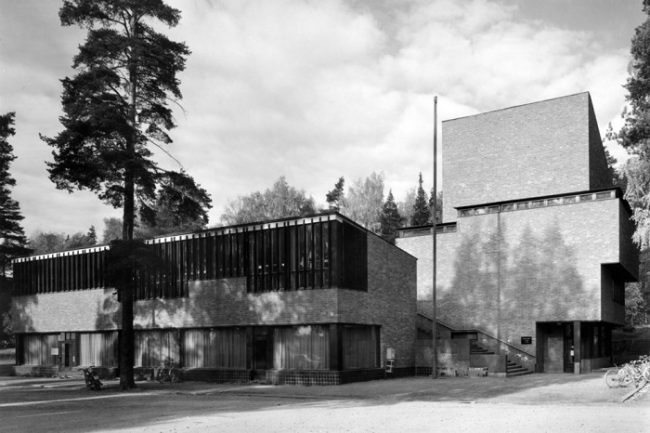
top-left (0, 0), bottom-right (646, 238)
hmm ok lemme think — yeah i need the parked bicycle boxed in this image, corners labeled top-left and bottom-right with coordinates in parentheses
top-left (81, 365), bottom-right (102, 391)
top-left (155, 362), bottom-right (182, 383)
top-left (604, 355), bottom-right (650, 388)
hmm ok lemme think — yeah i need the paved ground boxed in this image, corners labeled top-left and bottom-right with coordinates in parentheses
top-left (0, 373), bottom-right (648, 432)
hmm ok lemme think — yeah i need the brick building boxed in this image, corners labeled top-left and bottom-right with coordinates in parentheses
top-left (10, 212), bottom-right (416, 384)
top-left (397, 93), bottom-right (638, 374)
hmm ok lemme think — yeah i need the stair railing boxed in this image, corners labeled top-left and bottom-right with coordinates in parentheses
top-left (417, 312), bottom-right (536, 372)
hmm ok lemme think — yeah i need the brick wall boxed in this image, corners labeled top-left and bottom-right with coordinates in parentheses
top-left (442, 93), bottom-right (604, 222)
top-left (336, 234), bottom-right (417, 369)
top-left (11, 233), bottom-right (417, 373)
top-left (10, 280), bottom-right (344, 333)
top-left (399, 197), bottom-right (632, 357)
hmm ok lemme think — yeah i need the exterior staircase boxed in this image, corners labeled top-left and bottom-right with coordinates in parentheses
top-left (470, 340), bottom-right (494, 355)
top-left (506, 358), bottom-right (532, 377)
top-left (470, 339), bottom-right (533, 377)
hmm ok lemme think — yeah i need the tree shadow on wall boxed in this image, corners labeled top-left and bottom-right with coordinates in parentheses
top-left (439, 219), bottom-right (590, 337)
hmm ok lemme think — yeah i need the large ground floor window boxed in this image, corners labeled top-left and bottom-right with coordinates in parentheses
top-left (273, 325), bottom-right (330, 370)
top-left (16, 323), bottom-right (382, 372)
top-left (183, 328), bottom-right (246, 368)
top-left (79, 332), bottom-right (118, 367)
top-left (135, 329), bottom-right (181, 367)
top-left (20, 333), bottom-right (58, 366)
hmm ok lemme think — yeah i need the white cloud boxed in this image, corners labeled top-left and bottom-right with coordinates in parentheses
top-left (0, 0), bottom-right (636, 236)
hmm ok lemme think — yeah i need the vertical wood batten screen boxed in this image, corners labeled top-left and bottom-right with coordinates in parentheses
top-left (13, 249), bottom-right (109, 296)
top-left (273, 325), bottom-right (330, 370)
top-left (134, 330), bottom-right (180, 367)
top-left (247, 219), bottom-right (335, 293)
top-left (183, 328), bottom-right (246, 368)
top-left (79, 332), bottom-right (118, 367)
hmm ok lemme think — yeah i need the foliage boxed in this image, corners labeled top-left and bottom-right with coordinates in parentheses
top-left (622, 157), bottom-right (650, 247)
top-left (105, 239), bottom-right (164, 289)
top-left (616, 1), bottom-right (650, 248)
top-left (102, 217), bottom-right (124, 244)
top-left (398, 188), bottom-right (416, 225)
top-left (221, 176), bottom-right (316, 225)
top-left (379, 190), bottom-right (402, 243)
top-left (326, 176), bottom-right (345, 211)
top-left (87, 225), bottom-right (97, 245)
top-left (42, 0), bottom-right (210, 390)
top-left (429, 189), bottom-right (443, 224)
top-left (340, 172), bottom-right (385, 231)
top-left (625, 283), bottom-right (647, 326)
top-left (603, 142), bottom-right (627, 190)
top-left (411, 172), bottom-right (429, 226)
top-left (29, 227), bottom-right (97, 254)
top-left (42, 0), bottom-right (210, 240)
top-left (101, 195), bottom-right (209, 243)
top-left (0, 112), bottom-right (29, 276)
top-left (0, 277), bottom-right (13, 346)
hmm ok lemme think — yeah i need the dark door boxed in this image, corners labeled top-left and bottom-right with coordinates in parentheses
top-left (253, 338), bottom-right (267, 369)
top-left (544, 327), bottom-right (564, 373)
top-left (253, 328), bottom-right (273, 370)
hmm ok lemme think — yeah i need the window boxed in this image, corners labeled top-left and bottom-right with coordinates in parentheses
top-left (274, 325), bottom-right (330, 370)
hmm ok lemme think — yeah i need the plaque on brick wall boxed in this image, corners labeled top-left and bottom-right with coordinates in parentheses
top-left (521, 336), bottom-right (532, 345)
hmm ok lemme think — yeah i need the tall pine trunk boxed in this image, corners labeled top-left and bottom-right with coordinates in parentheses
top-left (119, 166), bottom-right (136, 390)
top-left (119, 26), bottom-right (138, 390)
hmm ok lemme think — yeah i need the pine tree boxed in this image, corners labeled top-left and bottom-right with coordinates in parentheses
top-left (41, 0), bottom-right (211, 390)
top-left (411, 172), bottom-right (429, 226)
top-left (429, 189), bottom-right (443, 224)
top-left (617, 1), bottom-right (650, 248)
top-left (87, 225), bottom-right (97, 245)
top-left (0, 112), bottom-right (29, 276)
top-left (326, 177), bottom-right (345, 211)
top-left (380, 190), bottom-right (402, 243)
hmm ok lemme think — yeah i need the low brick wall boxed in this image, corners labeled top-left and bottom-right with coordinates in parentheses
top-left (13, 365), bottom-right (59, 377)
top-left (470, 354), bottom-right (506, 376)
top-left (182, 368), bottom-right (249, 383)
top-left (265, 368), bottom-right (390, 385)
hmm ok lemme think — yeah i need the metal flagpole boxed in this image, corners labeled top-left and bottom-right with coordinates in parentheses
top-left (432, 96), bottom-right (438, 379)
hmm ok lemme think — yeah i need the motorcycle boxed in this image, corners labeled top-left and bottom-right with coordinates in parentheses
top-left (81, 365), bottom-right (102, 391)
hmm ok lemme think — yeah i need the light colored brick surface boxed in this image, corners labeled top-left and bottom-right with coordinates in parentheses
top-left (398, 198), bottom-right (632, 357)
top-left (12, 233), bottom-right (418, 369)
top-left (442, 93), bottom-right (609, 222)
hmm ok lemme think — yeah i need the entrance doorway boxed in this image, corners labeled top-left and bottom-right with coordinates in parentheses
top-left (252, 328), bottom-right (273, 379)
top-left (58, 333), bottom-right (78, 369)
top-left (537, 322), bottom-right (573, 373)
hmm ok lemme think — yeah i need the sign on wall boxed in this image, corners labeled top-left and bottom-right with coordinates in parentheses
top-left (521, 336), bottom-right (532, 345)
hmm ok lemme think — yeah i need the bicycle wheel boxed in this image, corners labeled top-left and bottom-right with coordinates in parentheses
top-left (170, 369), bottom-right (181, 383)
top-left (619, 365), bottom-right (635, 387)
top-left (642, 365), bottom-right (650, 382)
top-left (604, 369), bottom-right (621, 388)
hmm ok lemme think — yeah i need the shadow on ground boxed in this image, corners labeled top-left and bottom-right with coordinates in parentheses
top-left (0, 373), bottom-right (643, 433)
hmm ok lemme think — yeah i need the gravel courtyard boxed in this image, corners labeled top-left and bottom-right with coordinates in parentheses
top-left (0, 372), bottom-right (648, 433)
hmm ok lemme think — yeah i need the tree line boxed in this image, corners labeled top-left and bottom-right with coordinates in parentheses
top-left (219, 173), bottom-right (442, 244)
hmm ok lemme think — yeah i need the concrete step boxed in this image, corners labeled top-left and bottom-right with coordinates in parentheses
top-left (469, 341), bottom-right (495, 355)
top-left (506, 358), bottom-right (533, 377)
top-left (506, 369), bottom-right (533, 377)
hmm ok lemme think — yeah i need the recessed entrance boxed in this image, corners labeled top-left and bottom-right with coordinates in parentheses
top-left (537, 322), bottom-right (574, 373)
